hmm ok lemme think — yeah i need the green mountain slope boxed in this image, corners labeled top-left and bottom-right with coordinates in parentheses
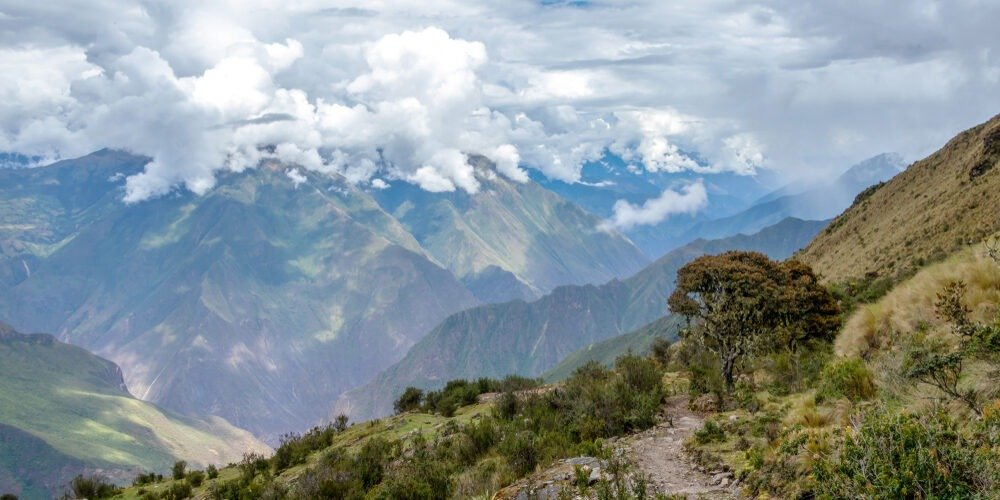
top-left (541, 315), bottom-right (684, 382)
top-left (334, 217), bottom-right (827, 420)
top-left (0, 323), bottom-right (268, 499)
top-left (800, 113), bottom-right (1000, 283)
top-left (373, 156), bottom-right (649, 300)
top-left (0, 151), bottom-right (478, 441)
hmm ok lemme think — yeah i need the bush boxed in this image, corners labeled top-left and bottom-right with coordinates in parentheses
top-left (494, 391), bottom-right (518, 420)
top-left (187, 470), bottom-right (205, 487)
top-left (133, 471), bottom-right (161, 486)
top-left (162, 480), bottom-right (194, 500)
top-left (70, 475), bottom-right (119, 499)
top-left (333, 414), bottom-right (349, 432)
top-left (171, 460), bottom-right (187, 480)
top-left (816, 358), bottom-right (877, 402)
top-left (394, 387), bottom-right (424, 414)
top-left (814, 407), bottom-right (996, 498)
top-left (694, 419), bottom-right (726, 444)
top-left (499, 431), bottom-right (539, 477)
top-left (356, 437), bottom-right (394, 488)
top-left (206, 464), bottom-right (218, 479)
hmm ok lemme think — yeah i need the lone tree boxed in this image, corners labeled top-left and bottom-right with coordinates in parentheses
top-left (668, 251), bottom-right (839, 389)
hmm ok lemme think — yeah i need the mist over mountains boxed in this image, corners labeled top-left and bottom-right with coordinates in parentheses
top-left (0, 149), bottom-right (647, 441)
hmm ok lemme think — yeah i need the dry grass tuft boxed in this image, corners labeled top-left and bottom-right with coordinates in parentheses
top-left (837, 243), bottom-right (1000, 359)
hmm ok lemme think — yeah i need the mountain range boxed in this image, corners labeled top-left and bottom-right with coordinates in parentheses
top-left (0, 149), bottom-right (645, 441)
top-left (334, 217), bottom-right (828, 420)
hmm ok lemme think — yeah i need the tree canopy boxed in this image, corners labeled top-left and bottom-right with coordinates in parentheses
top-left (667, 251), bottom-right (839, 389)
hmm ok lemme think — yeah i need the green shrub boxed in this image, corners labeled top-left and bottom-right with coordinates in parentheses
top-left (356, 437), bottom-right (394, 488)
top-left (499, 431), bottom-right (539, 476)
top-left (171, 460), bottom-right (187, 480)
top-left (187, 470), bottom-right (205, 487)
top-left (394, 387), bottom-right (424, 414)
top-left (133, 471), bottom-right (161, 486)
top-left (333, 414), bottom-right (349, 432)
top-left (814, 407), bottom-right (995, 499)
top-left (162, 481), bottom-right (193, 500)
top-left (694, 419), bottom-right (726, 444)
top-left (206, 464), bottom-right (218, 479)
top-left (494, 391), bottom-right (518, 420)
top-left (70, 475), bottom-right (120, 499)
top-left (816, 358), bottom-right (877, 402)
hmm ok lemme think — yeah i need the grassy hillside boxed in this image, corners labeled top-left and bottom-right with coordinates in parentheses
top-left (671, 238), bottom-right (1000, 498)
top-left (335, 217), bottom-right (827, 420)
top-left (114, 355), bottom-right (673, 500)
top-left (837, 242), bottom-right (1000, 358)
top-left (800, 113), bottom-right (1000, 283)
top-left (0, 323), bottom-right (268, 499)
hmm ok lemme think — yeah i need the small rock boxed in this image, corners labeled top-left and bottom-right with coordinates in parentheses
top-left (588, 468), bottom-right (601, 484)
top-left (720, 477), bottom-right (730, 488)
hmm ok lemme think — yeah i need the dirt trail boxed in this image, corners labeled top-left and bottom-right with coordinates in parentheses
top-left (626, 396), bottom-right (737, 499)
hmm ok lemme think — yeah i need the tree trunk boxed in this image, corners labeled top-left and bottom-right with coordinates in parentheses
top-left (721, 355), bottom-right (736, 391)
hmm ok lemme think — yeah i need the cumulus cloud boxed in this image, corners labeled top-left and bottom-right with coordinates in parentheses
top-left (600, 181), bottom-right (709, 231)
top-left (0, 1), bottom-right (997, 200)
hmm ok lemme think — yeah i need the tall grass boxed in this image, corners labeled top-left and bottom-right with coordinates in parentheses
top-left (837, 244), bottom-right (1000, 358)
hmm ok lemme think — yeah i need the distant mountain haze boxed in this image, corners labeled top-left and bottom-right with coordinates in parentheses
top-left (534, 153), bottom-right (903, 258)
top-left (0, 149), bottom-right (646, 441)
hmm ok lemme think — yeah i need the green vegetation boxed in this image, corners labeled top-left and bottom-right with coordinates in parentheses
top-left (116, 354), bottom-right (670, 499)
top-left (680, 239), bottom-right (1000, 499)
top-left (69, 475), bottom-right (120, 499)
top-left (340, 218), bottom-right (826, 420)
top-left (395, 376), bottom-right (541, 417)
top-left (814, 405), bottom-right (1000, 498)
top-left (0, 323), bottom-right (268, 499)
top-left (668, 251), bottom-right (840, 390)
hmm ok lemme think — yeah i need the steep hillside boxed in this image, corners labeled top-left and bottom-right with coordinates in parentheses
top-left (0, 151), bottom-right (478, 441)
top-left (837, 242), bottom-right (1000, 358)
top-left (800, 114), bottom-right (1000, 283)
top-left (542, 315), bottom-right (684, 382)
top-left (680, 153), bottom-right (904, 242)
top-left (335, 217), bottom-right (827, 419)
top-left (373, 156), bottom-right (648, 300)
top-left (0, 323), bottom-right (267, 499)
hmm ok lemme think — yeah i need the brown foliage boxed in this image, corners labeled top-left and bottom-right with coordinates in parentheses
top-left (667, 251), bottom-right (840, 389)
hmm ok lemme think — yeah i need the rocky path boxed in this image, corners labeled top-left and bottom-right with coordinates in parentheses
top-left (626, 396), bottom-right (737, 499)
top-left (494, 396), bottom-right (739, 499)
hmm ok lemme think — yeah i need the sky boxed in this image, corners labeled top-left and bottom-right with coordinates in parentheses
top-left (1, 0), bottom-right (998, 209)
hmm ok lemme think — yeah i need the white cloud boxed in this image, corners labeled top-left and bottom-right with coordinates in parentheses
top-left (285, 167), bottom-right (306, 187)
top-left (601, 181), bottom-right (709, 231)
top-left (1, 1), bottom-right (998, 198)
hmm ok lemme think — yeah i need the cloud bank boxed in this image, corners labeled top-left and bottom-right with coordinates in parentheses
top-left (600, 181), bottom-right (709, 231)
top-left (0, 1), bottom-right (997, 202)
